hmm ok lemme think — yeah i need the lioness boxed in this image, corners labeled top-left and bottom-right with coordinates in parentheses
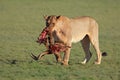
top-left (42, 15), bottom-right (105, 65)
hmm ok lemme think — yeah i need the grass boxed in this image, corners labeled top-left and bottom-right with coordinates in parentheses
top-left (0, 0), bottom-right (120, 80)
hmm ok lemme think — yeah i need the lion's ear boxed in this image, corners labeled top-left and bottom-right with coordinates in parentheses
top-left (43, 15), bottom-right (48, 20)
top-left (56, 15), bottom-right (61, 20)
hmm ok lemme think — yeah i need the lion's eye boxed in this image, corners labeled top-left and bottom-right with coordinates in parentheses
top-left (46, 22), bottom-right (55, 27)
top-left (51, 23), bottom-right (55, 26)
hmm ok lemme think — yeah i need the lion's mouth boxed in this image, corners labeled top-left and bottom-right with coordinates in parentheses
top-left (36, 27), bottom-right (70, 53)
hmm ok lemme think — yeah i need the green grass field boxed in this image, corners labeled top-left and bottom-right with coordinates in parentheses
top-left (0, 0), bottom-right (120, 80)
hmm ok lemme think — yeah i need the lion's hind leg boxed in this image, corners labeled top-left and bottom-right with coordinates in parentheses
top-left (81, 35), bottom-right (92, 64)
top-left (88, 24), bottom-right (102, 64)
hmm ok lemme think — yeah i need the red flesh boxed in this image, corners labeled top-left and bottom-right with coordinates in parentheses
top-left (37, 28), bottom-right (49, 44)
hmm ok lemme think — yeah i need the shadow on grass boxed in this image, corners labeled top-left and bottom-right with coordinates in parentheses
top-left (0, 58), bottom-right (34, 65)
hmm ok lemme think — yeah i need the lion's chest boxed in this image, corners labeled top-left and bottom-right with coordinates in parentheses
top-left (52, 29), bottom-right (65, 43)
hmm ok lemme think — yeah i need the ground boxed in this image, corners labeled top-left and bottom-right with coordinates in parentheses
top-left (0, 0), bottom-right (120, 80)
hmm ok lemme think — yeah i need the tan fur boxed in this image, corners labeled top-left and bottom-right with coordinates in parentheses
top-left (45, 15), bottom-right (102, 65)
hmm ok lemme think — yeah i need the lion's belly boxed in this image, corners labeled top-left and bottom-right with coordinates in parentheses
top-left (70, 25), bottom-right (89, 43)
top-left (71, 33), bottom-right (86, 43)
top-left (70, 22), bottom-right (90, 43)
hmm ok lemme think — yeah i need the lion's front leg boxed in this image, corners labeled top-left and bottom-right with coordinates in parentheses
top-left (54, 52), bottom-right (62, 63)
top-left (62, 44), bottom-right (72, 65)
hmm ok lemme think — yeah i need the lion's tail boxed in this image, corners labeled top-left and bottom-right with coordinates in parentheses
top-left (102, 52), bottom-right (107, 56)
